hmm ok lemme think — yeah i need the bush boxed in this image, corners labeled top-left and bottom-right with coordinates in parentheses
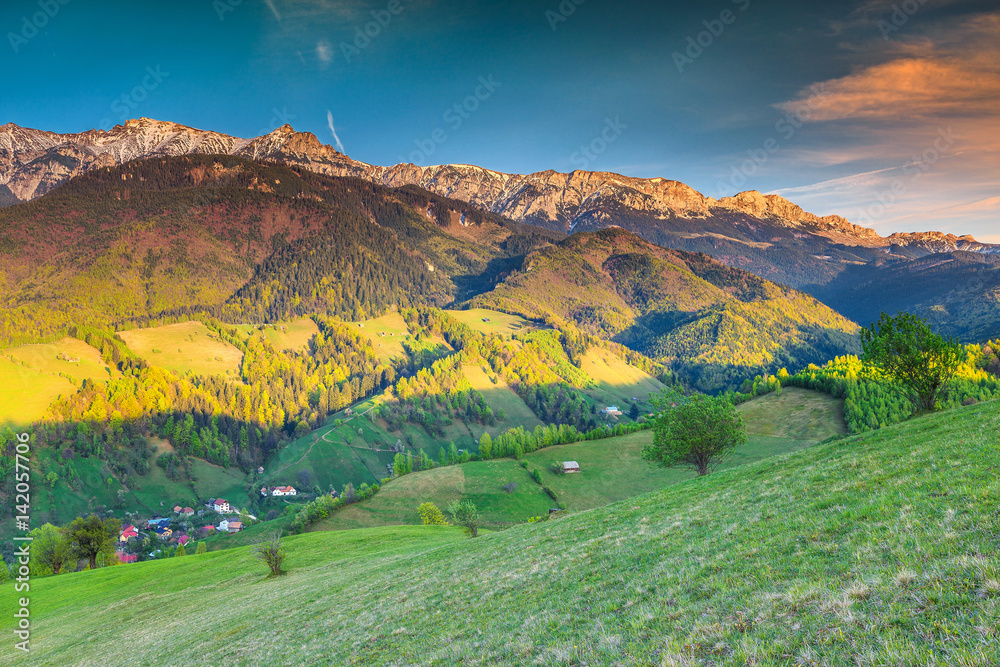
top-left (502, 482), bottom-right (518, 494)
top-left (252, 531), bottom-right (287, 576)
top-left (548, 462), bottom-right (564, 475)
top-left (417, 502), bottom-right (449, 526)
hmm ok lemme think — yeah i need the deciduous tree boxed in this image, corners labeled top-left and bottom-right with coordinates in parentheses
top-left (861, 312), bottom-right (964, 414)
top-left (643, 391), bottom-right (746, 476)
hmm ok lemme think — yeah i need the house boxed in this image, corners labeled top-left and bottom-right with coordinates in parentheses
top-left (218, 518), bottom-right (243, 533)
top-left (153, 526), bottom-right (173, 539)
top-left (602, 405), bottom-right (623, 418)
top-left (257, 466), bottom-right (265, 474)
top-left (115, 551), bottom-right (138, 564)
top-left (272, 486), bottom-right (297, 497)
top-left (562, 461), bottom-right (581, 474)
top-left (212, 498), bottom-right (231, 513)
top-left (180, 507), bottom-right (195, 516)
top-left (345, 408), bottom-right (354, 416)
top-left (260, 486), bottom-right (273, 496)
top-left (146, 517), bottom-right (170, 529)
top-left (173, 505), bottom-right (183, 513)
top-left (119, 525), bottom-right (138, 542)
top-left (177, 535), bottom-right (190, 547)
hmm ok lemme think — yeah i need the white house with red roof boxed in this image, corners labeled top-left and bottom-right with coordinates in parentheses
top-left (211, 498), bottom-right (231, 513)
top-left (272, 486), bottom-right (297, 497)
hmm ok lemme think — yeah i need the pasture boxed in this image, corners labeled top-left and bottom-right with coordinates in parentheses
top-left (117, 321), bottom-right (243, 377)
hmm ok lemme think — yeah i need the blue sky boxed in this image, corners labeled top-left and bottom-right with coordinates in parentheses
top-left (1, 0), bottom-right (997, 240)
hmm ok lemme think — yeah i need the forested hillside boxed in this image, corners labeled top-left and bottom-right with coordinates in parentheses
top-left (473, 228), bottom-right (860, 390)
top-left (0, 155), bottom-right (556, 346)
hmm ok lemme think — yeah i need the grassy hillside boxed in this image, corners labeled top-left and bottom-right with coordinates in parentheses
top-left (311, 458), bottom-right (554, 531)
top-left (230, 317), bottom-right (319, 351)
top-left (0, 357), bottom-right (74, 427)
top-left (307, 388), bottom-right (844, 529)
top-left (444, 308), bottom-right (537, 336)
top-left (117, 321), bottom-right (244, 377)
top-left (4, 399), bottom-right (997, 665)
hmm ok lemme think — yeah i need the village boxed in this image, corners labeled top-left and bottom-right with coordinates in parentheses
top-left (114, 492), bottom-right (292, 563)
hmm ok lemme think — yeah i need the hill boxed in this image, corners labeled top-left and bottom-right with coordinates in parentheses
top-left (307, 387), bottom-right (843, 530)
top-left (3, 398), bottom-right (996, 665)
top-left (0, 154), bottom-right (556, 347)
top-left (473, 228), bottom-right (860, 390)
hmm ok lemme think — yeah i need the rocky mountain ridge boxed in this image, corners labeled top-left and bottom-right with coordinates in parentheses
top-left (3, 118), bottom-right (993, 258)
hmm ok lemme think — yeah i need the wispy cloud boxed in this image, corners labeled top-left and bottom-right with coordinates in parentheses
top-left (326, 110), bottom-right (345, 153)
top-left (264, 0), bottom-right (281, 21)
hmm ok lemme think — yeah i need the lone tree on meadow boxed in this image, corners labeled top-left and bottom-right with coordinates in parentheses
top-left (447, 500), bottom-right (481, 538)
top-left (861, 312), bottom-right (964, 414)
top-left (252, 531), bottom-right (287, 576)
top-left (642, 391), bottom-right (746, 476)
top-left (65, 514), bottom-right (121, 570)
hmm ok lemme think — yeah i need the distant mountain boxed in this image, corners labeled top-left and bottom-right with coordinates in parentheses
top-left (3, 118), bottom-right (998, 338)
top-left (471, 227), bottom-right (860, 391)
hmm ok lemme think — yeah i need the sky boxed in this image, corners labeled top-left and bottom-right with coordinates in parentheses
top-left (1, 0), bottom-right (997, 240)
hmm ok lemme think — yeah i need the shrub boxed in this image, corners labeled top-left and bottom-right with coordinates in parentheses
top-left (252, 531), bottom-right (287, 576)
top-left (548, 462), bottom-right (565, 475)
top-left (447, 500), bottom-right (481, 538)
top-left (502, 482), bottom-right (518, 494)
top-left (417, 502), bottom-right (449, 526)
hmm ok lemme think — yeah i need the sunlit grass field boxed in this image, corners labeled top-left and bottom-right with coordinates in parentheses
top-left (444, 308), bottom-right (537, 336)
top-left (230, 317), bottom-right (319, 351)
top-left (4, 399), bottom-right (997, 665)
top-left (117, 321), bottom-right (243, 376)
top-left (0, 356), bottom-right (73, 427)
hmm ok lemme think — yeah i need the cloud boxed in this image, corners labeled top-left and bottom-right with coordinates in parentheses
top-left (766, 12), bottom-right (1000, 239)
top-left (316, 40), bottom-right (332, 64)
top-left (264, 0), bottom-right (281, 21)
top-left (326, 111), bottom-right (345, 153)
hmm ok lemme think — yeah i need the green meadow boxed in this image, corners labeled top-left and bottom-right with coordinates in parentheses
top-left (4, 398), bottom-right (998, 665)
top-left (444, 308), bottom-right (537, 336)
top-left (117, 321), bottom-right (243, 376)
top-left (230, 317), bottom-right (319, 351)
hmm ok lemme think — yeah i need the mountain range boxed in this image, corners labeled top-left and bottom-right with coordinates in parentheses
top-left (2, 118), bottom-right (998, 338)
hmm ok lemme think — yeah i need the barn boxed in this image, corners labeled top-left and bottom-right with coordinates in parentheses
top-left (562, 461), bottom-right (580, 473)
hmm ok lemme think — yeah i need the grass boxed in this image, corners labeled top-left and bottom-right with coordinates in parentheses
top-left (737, 386), bottom-right (848, 441)
top-left (229, 318), bottom-right (319, 351)
top-left (578, 346), bottom-right (665, 411)
top-left (444, 308), bottom-right (537, 336)
top-left (350, 311), bottom-right (412, 364)
top-left (261, 417), bottom-right (393, 493)
top-left (5, 337), bottom-right (116, 384)
top-left (310, 458), bottom-right (555, 532)
top-left (0, 356), bottom-right (74, 427)
top-left (5, 398), bottom-right (998, 665)
top-left (462, 362), bottom-right (544, 435)
top-left (117, 321), bottom-right (243, 377)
